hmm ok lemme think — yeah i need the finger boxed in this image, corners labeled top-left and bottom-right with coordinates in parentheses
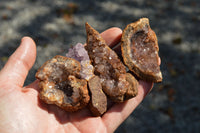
top-left (159, 57), bottom-right (161, 65)
top-left (84, 27), bottom-right (122, 47)
top-left (102, 81), bottom-right (153, 132)
top-left (100, 27), bottom-right (122, 48)
top-left (23, 80), bottom-right (40, 92)
top-left (0, 37), bottom-right (36, 87)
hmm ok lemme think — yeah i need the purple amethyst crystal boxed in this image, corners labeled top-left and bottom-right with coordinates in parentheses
top-left (66, 43), bottom-right (90, 62)
top-left (66, 43), bottom-right (94, 80)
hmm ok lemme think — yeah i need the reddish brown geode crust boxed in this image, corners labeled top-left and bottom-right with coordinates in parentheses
top-left (121, 18), bottom-right (162, 82)
top-left (35, 18), bottom-right (162, 116)
top-left (88, 76), bottom-right (107, 116)
top-left (85, 22), bottom-right (138, 102)
top-left (35, 55), bottom-right (90, 112)
top-left (124, 73), bottom-right (138, 100)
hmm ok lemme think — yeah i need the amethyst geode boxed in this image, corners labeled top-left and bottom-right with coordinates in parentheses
top-left (36, 27), bottom-right (138, 116)
top-left (85, 23), bottom-right (138, 102)
top-left (35, 55), bottom-right (90, 112)
top-left (66, 43), bottom-right (94, 81)
top-left (35, 18), bottom-right (162, 116)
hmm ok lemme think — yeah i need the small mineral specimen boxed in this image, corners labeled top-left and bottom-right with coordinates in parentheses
top-left (66, 43), bottom-right (90, 62)
top-left (35, 18), bottom-right (162, 116)
top-left (121, 18), bottom-right (162, 82)
top-left (124, 73), bottom-right (138, 100)
top-left (35, 55), bottom-right (90, 112)
top-left (85, 22), bottom-right (138, 102)
top-left (88, 76), bottom-right (107, 116)
top-left (66, 43), bottom-right (95, 81)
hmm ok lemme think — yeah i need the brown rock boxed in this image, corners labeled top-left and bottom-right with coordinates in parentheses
top-left (35, 55), bottom-right (90, 112)
top-left (35, 18), bottom-right (162, 115)
top-left (88, 76), bottom-right (107, 116)
top-left (121, 18), bottom-right (162, 82)
top-left (85, 22), bottom-right (130, 102)
top-left (124, 73), bottom-right (138, 100)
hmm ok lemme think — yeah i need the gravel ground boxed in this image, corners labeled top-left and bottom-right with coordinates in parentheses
top-left (0, 0), bottom-right (200, 132)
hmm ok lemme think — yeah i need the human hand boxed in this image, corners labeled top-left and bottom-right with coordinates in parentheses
top-left (0, 28), bottom-right (153, 133)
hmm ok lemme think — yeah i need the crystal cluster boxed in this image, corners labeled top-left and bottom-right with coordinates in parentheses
top-left (35, 55), bottom-right (90, 112)
top-left (35, 18), bottom-right (162, 117)
top-left (121, 18), bottom-right (162, 82)
top-left (66, 43), bottom-right (94, 81)
top-left (85, 22), bottom-right (138, 102)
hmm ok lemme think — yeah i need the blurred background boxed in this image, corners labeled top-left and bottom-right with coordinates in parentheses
top-left (0, 0), bottom-right (199, 132)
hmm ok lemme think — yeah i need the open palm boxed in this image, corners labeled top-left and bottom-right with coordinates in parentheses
top-left (0, 28), bottom-right (153, 133)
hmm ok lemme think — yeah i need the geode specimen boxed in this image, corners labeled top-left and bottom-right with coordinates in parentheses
top-left (121, 18), bottom-right (162, 82)
top-left (88, 76), bottom-right (107, 116)
top-left (66, 43), bottom-right (108, 116)
top-left (85, 22), bottom-right (138, 102)
top-left (36, 18), bottom-right (162, 116)
top-left (35, 55), bottom-right (90, 112)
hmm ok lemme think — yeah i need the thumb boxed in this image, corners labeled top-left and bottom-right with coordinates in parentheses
top-left (0, 37), bottom-right (36, 87)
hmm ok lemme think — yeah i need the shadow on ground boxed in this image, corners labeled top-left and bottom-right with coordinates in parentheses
top-left (0, 0), bottom-right (199, 132)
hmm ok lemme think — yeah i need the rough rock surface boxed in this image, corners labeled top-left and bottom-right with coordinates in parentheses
top-left (35, 55), bottom-right (90, 112)
top-left (85, 22), bottom-right (138, 102)
top-left (121, 18), bottom-right (162, 82)
top-left (88, 76), bottom-right (107, 116)
top-left (124, 73), bottom-right (138, 100)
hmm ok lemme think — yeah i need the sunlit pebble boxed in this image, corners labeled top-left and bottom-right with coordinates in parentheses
top-left (109, 57), bottom-right (112, 60)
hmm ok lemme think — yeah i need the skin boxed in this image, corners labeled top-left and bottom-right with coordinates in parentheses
top-left (0, 28), bottom-right (155, 133)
